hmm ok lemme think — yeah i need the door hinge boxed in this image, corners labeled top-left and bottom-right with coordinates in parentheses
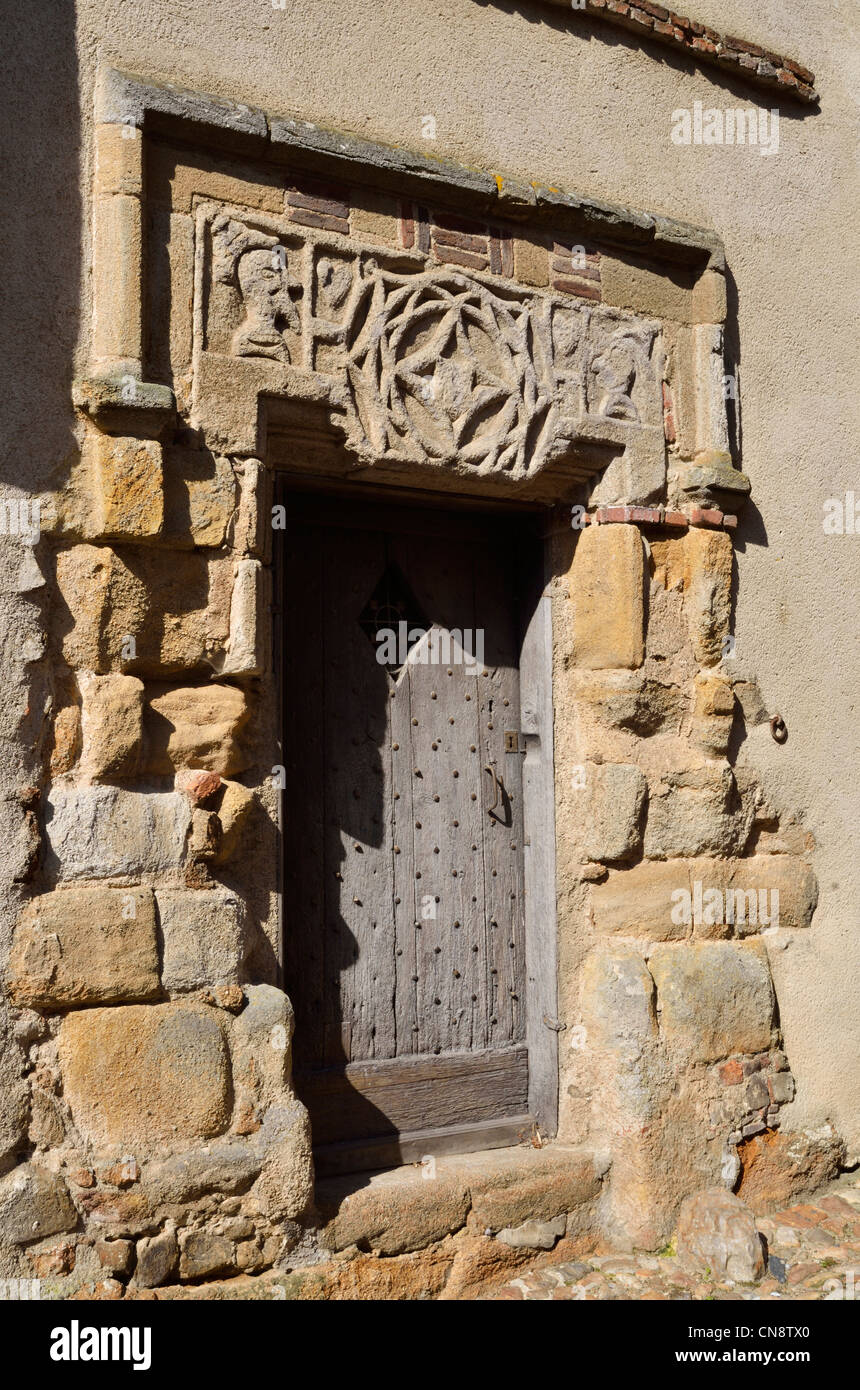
top-left (543, 1015), bottom-right (567, 1032)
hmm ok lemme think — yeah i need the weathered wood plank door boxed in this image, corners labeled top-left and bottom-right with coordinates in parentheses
top-left (283, 493), bottom-right (544, 1173)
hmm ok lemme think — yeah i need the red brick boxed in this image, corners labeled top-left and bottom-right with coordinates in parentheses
top-left (630, 506), bottom-right (661, 523)
top-left (728, 37), bottom-right (766, 58)
top-left (722, 514), bottom-right (738, 530)
top-left (553, 277), bottom-right (601, 301)
top-left (784, 58), bottom-right (815, 83)
top-left (628, 9), bottom-right (654, 28)
top-left (554, 261), bottom-right (601, 283)
top-left (691, 37), bottom-right (717, 54)
top-left (433, 226), bottom-right (488, 253)
top-left (400, 211), bottom-right (415, 249)
top-left (719, 1059), bottom-right (744, 1086)
top-left (637, 0), bottom-right (669, 18)
top-left (777, 68), bottom-right (799, 87)
top-left (434, 244), bottom-right (489, 271)
top-left (553, 242), bottom-right (600, 263)
top-left (287, 207), bottom-right (349, 234)
top-left (287, 187), bottom-right (350, 219)
top-left (688, 507), bottom-right (723, 527)
top-left (663, 510), bottom-right (688, 528)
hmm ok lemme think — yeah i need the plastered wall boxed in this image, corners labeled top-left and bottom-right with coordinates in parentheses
top-left (3, 0), bottom-right (857, 1165)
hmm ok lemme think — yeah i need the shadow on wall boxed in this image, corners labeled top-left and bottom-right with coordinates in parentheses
top-left (0, 0), bottom-right (80, 493)
top-left (0, 1), bottom-right (80, 911)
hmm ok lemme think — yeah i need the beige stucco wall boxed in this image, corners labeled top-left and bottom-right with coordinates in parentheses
top-left (6, 0), bottom-right (858, 1157)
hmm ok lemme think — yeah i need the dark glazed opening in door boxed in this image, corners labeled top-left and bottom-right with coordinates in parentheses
top-left (281, 489), bottom-right (547, 1175)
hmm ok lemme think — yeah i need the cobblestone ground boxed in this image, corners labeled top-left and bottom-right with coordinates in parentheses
top-left (486, 1174), bottom-right (860, 1301)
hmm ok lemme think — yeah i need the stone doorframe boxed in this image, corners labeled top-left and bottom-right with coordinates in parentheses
top-left (2, 66), bottom-right (833, 1297)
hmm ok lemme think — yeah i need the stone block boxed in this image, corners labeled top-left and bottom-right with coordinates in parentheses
top-left (59, 1003), bottom-right (231, 1146)
top-left (580, 762), bottom-right (648, 862)
top-left (350, 189), bottom-right (400, 246)
top-left (571, 524), bottom-right (646, 669)
top-left (727, 856), bottom-right (817, 932)
top-left (649, 940), bottom-right (774, 1060)
top-left (55, 544), bottom-right (233, 676)
top-left (93, 193), bottom-right (142, 367)
top-left (149, 146), bottom-right (284, 215)
top-left (572, 669), bottom-right (683, 735)
top-left (7, 886), bottom-right (159, 1009)
top-left (86, 433), bottom-right (164, 540)
top-left (28, 1089), bottom-right (66, 1147)
top-left (691, 267), bottom-right (727, 324)
top-left (746, 1073), bottom-right (770, 1109)
top-left (179, 1229), bottom-right (235, 1280)
top-left (644, 765), bottom-right (754, 860)
top-left (320, 1169), bottom-right (470, 1255)
top-left (600, 254), bottom-right (693, 321)
top-left (736, 1126), bottom-right (844, 1214)
top-left (468, 1151), bottom-right (600, 1232)
top-left (78, 672), bottom-right (144, 780)
top-left (223, 557), bottom-right (268, 676)
top-left (167, 212), bottom-right (195, 375)
top-left (135, 1229), bottom-right (178, 1288)
top-left (682, 526), bottom-right (733, 666)
top-left (0, 1163), bottom-right (77, 1246)
top-left (213, 779), bottom-right (255, 861)
top-left (692, 672), bottom-right (735, 754)
top-left (768, 1072), bottom-right (795, 1104)
top-left (142, 1143), bottom-right (261, 1206)
top-left (50, 703), bottom-right (82, 775)
top-left (250, 1101), bottom-right (314, 1222)
top-left (156, 887), bottom-right (249, 992)
top-left (580, 946), bottom-right (657, 1052)
top-left (96, 1238), bottom-right (134, 1275)
top-left (144, 683), bottom-right (250, 774)
top-left (0, 1003), bottom-right (29, 1168)
top-left (677, 1187), bottom-right (764, 1282)
top-left (230, 985), bottom-right (294, 1110)
top-left (590, 858), bottom-right (691, 940)
top-left (94, 122), bottom-right (143, 197)
top-left (162, 448), bottom-right (236, 549)
top-left (44, 786), bottom-right (191, 879)
top-left (512, 233), bottom-right (550, 287)
top-left (496, 1214), bottom-right (566, 1250)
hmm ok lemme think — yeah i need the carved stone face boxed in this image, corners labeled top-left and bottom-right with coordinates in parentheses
top-left (237, 248), bottom-right (290, 331)
top-left (232, 247), bottom-right (298, 363)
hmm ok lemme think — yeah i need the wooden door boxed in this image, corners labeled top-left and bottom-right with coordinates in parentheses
top-left (283, 494), bottom-right (541, 1173)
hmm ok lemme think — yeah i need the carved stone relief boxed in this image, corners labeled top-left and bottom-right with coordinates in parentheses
top-left (196, 205), bottom-right (664, 488)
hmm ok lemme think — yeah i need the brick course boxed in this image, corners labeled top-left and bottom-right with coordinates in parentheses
top-left (533, 0), bottom-right (818, 103)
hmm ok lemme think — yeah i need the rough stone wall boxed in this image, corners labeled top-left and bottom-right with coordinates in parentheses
top-left (0, 0), bottom-right (856, 1293)
top-left (550, 514), bottom-right (841, 1248)
top-left (61, 0), bottom-right (857, 1157)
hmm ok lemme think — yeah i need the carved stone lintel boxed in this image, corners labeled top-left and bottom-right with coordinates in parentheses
top-left (193, 205), bottom-right (666, 500)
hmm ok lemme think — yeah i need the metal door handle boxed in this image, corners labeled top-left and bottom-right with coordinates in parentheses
top-left (485, 764), bottom-right (509, 818)
top-left (484, 764), bottom-right (499, 814)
